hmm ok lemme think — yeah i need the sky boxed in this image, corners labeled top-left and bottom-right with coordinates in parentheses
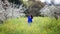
top-left (54, 0), bottom-right (60, 4)
top-left (40, 0), bottom-right (60, 5)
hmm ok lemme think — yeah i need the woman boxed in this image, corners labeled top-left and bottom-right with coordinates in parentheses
top-left (28, 15), bottom-right (33, 23)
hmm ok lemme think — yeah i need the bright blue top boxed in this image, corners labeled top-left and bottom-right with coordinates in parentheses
top-left (28, 16), bottom-right (32, 23)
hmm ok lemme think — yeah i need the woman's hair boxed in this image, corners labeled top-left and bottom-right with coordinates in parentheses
top-left (31, 15), bottom-right (33, 19)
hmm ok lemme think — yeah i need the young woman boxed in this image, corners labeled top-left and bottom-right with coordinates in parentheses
top-left (28, 15), bottom-right (33, 23)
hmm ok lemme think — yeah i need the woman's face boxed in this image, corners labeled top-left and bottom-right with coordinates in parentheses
top-left (29, 15), bottom-right (31, 18)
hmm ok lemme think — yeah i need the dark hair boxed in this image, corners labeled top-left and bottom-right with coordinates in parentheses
top-left (31, 15), bottom-right (33, 19)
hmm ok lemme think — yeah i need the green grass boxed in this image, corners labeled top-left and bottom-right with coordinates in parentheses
top-left (0, 17), bottom-right (60, 34)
